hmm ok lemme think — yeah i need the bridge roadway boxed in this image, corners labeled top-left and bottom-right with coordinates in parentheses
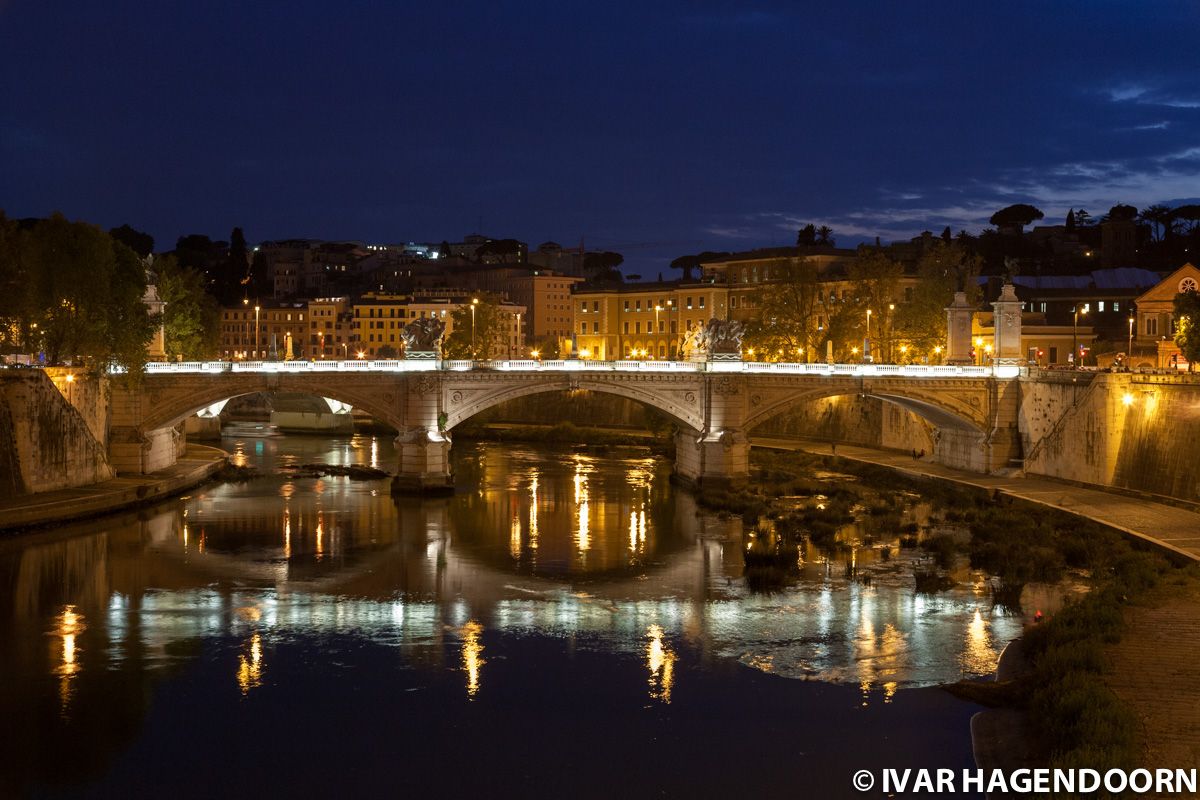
top-left (110, 360), bottom-right (1025, 491)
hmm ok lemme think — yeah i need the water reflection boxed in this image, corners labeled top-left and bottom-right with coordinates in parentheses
top-left (460, 620), bottom-right (485, 698)
top-left (0, 435), bottom-right (1032, 796)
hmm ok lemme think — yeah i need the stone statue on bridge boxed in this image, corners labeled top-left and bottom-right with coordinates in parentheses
top-left (401, 318), bottom-right (446, 358)
top-left (684, 318), bottom-right (746, 361)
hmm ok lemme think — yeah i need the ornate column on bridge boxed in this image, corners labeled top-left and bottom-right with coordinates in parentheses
top-left (990, 282), bottom-right (1023, 364)
top-left (944, 291), bottom-right (975, 365)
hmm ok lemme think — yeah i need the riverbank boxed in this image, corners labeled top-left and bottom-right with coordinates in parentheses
top-left (752, 437), bottom-right (1200, 563)
top-left (740, 440), bottom-right (1200, 789)
top-left (0, 444), bottom-right (227, 531)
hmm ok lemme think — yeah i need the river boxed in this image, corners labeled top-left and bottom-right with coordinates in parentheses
top-left (0, 434), bottom-right (1025, 799)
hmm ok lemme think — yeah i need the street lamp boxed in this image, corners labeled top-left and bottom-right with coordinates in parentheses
top-left (1073, 305), bottom-right (1088, 367)
top-left (865, 308), bottom-right (872, 361)
top-left (654, 305), bottom-right (663, 360)
top-left (974, 337), bottom-right (984, 366)
top-left (318, 331), bottom-right (324, 359)
top-left (254, 305), bottom-right (260, 359)
top-left (887, 303), bottom-right (895, 362)
top-left (1127, 316), bottom-right (1135, 362)
top-left (470, 298), bottom-right (479, 359)
top-left (515, 312), bottom-right (522, 359)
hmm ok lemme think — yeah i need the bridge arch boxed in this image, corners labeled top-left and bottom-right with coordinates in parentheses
top-left (133, 375), bottom-right (404, 434)
top-left (441, 375), bottom-right (705, 434)
top-left (742, 383), bottom-right (989, 435)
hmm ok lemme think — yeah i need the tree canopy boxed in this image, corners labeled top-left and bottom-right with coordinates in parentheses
top-left (989, 204), bottom-right (1044, 230)
top-left (1174, 290), bottom-right (1200, 371)
top-left (443, 295), bottom-right (508, 359)
top-left (0, 212), bottom-right (154, 371)
top-left (153, 254), bottom-right (221, 360)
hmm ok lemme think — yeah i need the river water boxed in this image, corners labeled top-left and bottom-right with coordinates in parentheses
top-left (0, 434), bottom-right (1025, 799)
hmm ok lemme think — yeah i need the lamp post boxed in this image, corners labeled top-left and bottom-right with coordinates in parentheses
top-left (470, 298), bottom-right (479, 359)
top-left (515, 312), bottom-right (521, 359)
top-left (887, 303), bottom-right (895, 362)
top-left (654, 304), bottom-right (662, 358)
top-left (864, 308), bottom-right (872, 362)
top-left (1127, 316), bottom-right (1135, 362)
top-left (318, 331), bottom-right (324, 359)
top-left (1073, 305), bottom-right (1087, 367)
top-left (254, 305), bottom-right (261, 359)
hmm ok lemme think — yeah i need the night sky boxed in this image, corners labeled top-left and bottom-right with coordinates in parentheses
top-left (3, 1), bottom-right (1199, 274)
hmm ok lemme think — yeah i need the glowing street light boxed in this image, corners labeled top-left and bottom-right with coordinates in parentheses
top-left (470, 298), bottom-right (479, 359)
top-left (1073, 305), bottom-right (1088, 366)
top-left (254, 305), bottom-right (261, 359)
top-left (356, 350), bottom-right (366, 359)
top-left (1128, 316), bottom-right (1135, 362)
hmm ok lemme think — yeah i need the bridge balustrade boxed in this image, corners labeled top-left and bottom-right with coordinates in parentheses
top-left (126, 360), bottom-right (1016, 378)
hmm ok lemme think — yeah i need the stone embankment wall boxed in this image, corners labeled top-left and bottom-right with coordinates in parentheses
top-left (752, 393), bottom-right (935, 454)
top-left (1021, 371), bottom-right (1200, 502)
top-left (460, 391), bottom-right (674, 432)
top-left (0, 370), bottom-right (114, 498)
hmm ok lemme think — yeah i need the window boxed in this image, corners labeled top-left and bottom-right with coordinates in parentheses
top-left (686, 297), bottom-right (693, 310)
top-left (1098, 301), bottom-right (1106, 312)
top-left (581, 301), bottom-right (588, 312)
top-left (730, 297), bottom-right (738, 309)
top-left (624, 300), bottom-right (630, 312)
top-left (635, 322), bottom-right (641, 334)
top-left (670, 321), bottom-right (677, 333)
top-left (1146, 317), bottom-right (1157, 336)
top-left (636, 300), bottom-right (642, 311)
top-left (904, 287), bottom-right (913, 302)
top-left (593, 322), bottom-right (599, 333)
top-left (581, 322), bottom-right (587, 334)
top-left (658, 320), bottom-right (664, 333)
top-left (592, 301), bottom-right (599, 312)
top-left (698, 296), bottom-right (705, 309)
top-left (1113, 301), bottom-right (1120, 312)
top-left (624, 322), bottom-right (630, 334)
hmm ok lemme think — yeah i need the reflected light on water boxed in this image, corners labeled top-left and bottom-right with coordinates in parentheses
top-left (461, 620), bottom-right (485, 698)
top-left (574, 462), bottom-right (590, 553)
top-left (315, 511), bottom-right (324, 559)
top-left (510, 516), bottom-right (521, 559)
top-left (237, 632), bottom-right (264, 695)
top-left (528, 473), bottom-right (539, 550)
top-left (56, 605), bottom-right (84, 712)
top-left (962, 608), bottom-right (997, 676)
top-left (283, 509), bottom-right (292, 560)
top-left (646, 623), bottom-right (676, 703)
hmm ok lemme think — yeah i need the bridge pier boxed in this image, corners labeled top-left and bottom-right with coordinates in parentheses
top-left (391, 426), bottom-right (454, 494)
top-left (672, 429), bottom-right (750, 490)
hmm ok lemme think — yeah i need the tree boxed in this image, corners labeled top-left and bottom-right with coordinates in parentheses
top-left (796, 224), bottom-right (817, 246)
top-left (1174, 290), bottom-right (1200, 372)
top-left (941, 226), bottom-right (953, 242)
top-left (154, 254), bottom-right (220, 360)
top-left (898, 241), bottom-right (982, 359)
top-left (443, 295), bottom-right (507, 359)
top-left (1074, 209), bottom-right (1094, 227)
top-left (743, 257), bottom-right (822, 360)
top-left (815, 225), bottom-right (835, 246)
top-left (1141, 204), bottom-right (1175, 242)
top-left (989, 204), bottom-right (1044, 232)
top-left (582, 250), bottom-right (624, 277)
top-left (849, 251), bottom-right (904, 359)
top-left (376, 344), bottom-right (399, 359)
top-left (533, 334), bottom-right (560, 359)
top-left (1065, 209), bottom-right (1076, 230)
top-left (1108, 203), bottom-right (1138, 222)
top-left (15, 214), bottom-right (153, 371)
top-left (108, 224), bottom-right (154, 258)
top-left (670, 251), bottom-right (728, 281)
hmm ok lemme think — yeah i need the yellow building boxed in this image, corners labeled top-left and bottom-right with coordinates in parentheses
top-left (220, 302), bottom-right (308, 360)
top-left (307, 297), bottom-right (354, 359)
top-left (352, 292), bottom-right (525, 359)
top-left (1132, 263), bottom-right (1200, 369)
top-left (568, 281), bottom-right (728, 360)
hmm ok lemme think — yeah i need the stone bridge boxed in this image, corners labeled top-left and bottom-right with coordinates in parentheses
top-left (109, 360), bottom-right (1023, 491)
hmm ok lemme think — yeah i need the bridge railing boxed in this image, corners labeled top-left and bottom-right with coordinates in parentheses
top-left (131, 360), bottom-right (1016, 378)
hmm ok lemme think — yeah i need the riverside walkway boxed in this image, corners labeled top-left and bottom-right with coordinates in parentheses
top-left (753, 437), bottom-right (1200, 563)
top-left (0, 445), bottom-right (226, 531)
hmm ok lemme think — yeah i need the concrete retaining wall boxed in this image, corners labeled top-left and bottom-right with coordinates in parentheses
top-left (753, 394), bottom-right (936, 455)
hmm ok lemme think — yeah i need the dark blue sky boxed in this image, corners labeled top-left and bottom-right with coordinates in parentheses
top-left (3, 1), bottom-right (1199, 274)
